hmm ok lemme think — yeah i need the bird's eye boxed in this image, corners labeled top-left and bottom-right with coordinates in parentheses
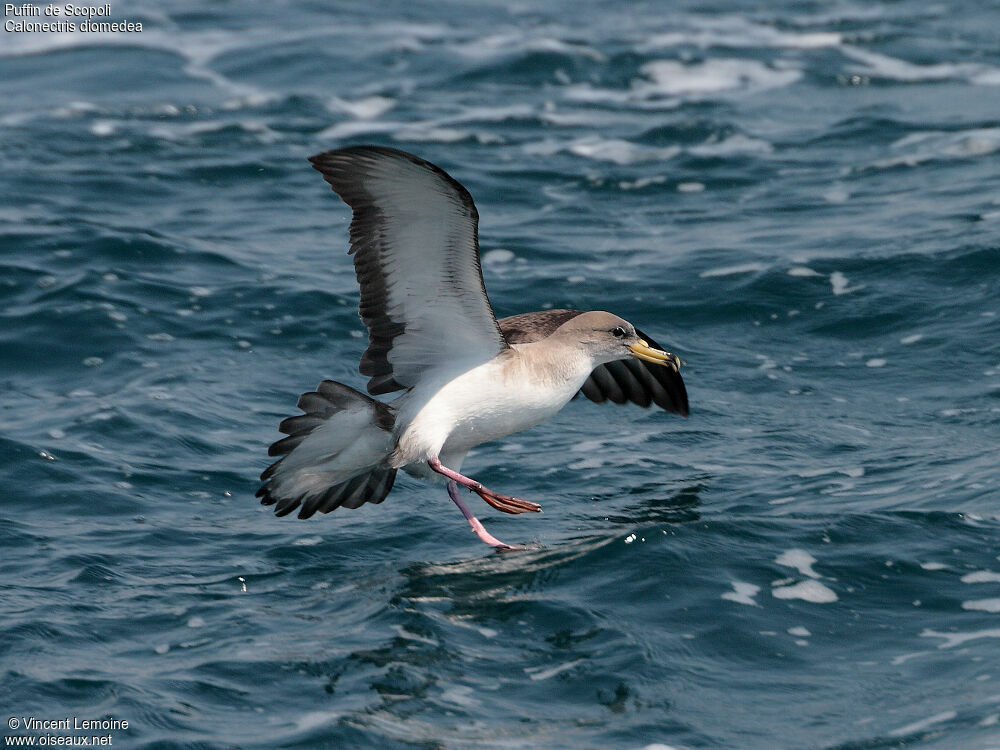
top-left (612, 326), bottom-right (627, 338)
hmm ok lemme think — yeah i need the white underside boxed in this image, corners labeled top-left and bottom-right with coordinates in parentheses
top-left (392, 341), bottom-right (596, 476)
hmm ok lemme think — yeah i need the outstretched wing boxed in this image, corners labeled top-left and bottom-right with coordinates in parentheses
top-left (499, 309), bottom-right (689, 417)
top-left (310, 146), bottom-right (509, 395)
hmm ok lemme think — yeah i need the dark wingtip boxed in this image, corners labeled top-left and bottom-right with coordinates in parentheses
top-left (307, 150), bottom-right (332, 173)
top-left (677, 393), bottom-right (690, 418)
top-left (660, 370), bottom-right (689, 417)
top-left (665, 366), bottom-right (690, 418)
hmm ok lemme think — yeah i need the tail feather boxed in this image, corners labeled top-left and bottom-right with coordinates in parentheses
top-left (267, 434), bottom-right (303, 457)
top-left (290, 465), bottom-right (398, 519)
top-left (278, 414), bottom-right (325, 436)
top-left (258, 380), bottom-right (397, 518)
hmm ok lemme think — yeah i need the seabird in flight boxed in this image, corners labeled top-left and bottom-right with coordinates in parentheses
top-left (258, 146), bottom-right (688, 550)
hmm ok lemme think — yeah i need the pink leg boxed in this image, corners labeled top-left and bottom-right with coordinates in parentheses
top-left (446, 481), bottom-right (514, 550)
top-left (428, 457), bottom-right (541, 514)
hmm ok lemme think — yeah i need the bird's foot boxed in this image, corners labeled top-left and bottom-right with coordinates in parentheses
top-left (427, 457), bottom-right (542, 515)
top-left (472, 486), bottom-right (541, 515)
top-left (446, 480), bottom-right (525, 550)
top-left (493, 543), bottom-right (526, 553)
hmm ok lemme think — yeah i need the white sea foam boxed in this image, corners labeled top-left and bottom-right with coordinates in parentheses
top-left (90, 120), bottom-right (116, 137)
top-left (891, 650), bottom-right (932, 666)
top-left (962, 599), bottom-right (1000, 613)
top-left (148, 119), bottom-right (279, 143)
top-left (524, 137), bottom-right (681, 165)
top-left (677, 181), bottom-right (705, 193)
top-left (830, 271), bottom-right (849, 295)
top-left (452, 33), bottom-right (606, 62)
top-left (619, 176), bottom-right (668, 190)
top-left (525, 130), bottom-right (771, 166)
top-left (397, 127), bottom-right (473, 143)
top-left (888, 710), bottom-right (958, 737)
top-left (440, 684), bottom-right (482, 708)
top-left (873, 128), bottom-right (1000, 169)
top-left (568, 138), bottom-right (680, 165)
top-left (962, 570), bottom-right (1000, 583)
top-left (699, 263), bottom-right (766, 278)
top-left (391, 625), bottom-right (439, 646)
top-left (482, 248), bottom-right (516, 266)
top-left (294, 710), bottom-right (337, 733)
top-left (639, 59), bottom-right (801, 98)
top-left (771, 580), bottom-right (838, 603)
top-left (52, 100), bottom-right (102, 117)
top-left (642, 16), bottom-right (841, 51)
top-left (788, 266), bottom-right (822, 277)
top-left (451, 104), bottom-right (539, 125)
top-left (775, 549), bottom-right (821, 578)
top-left (921, 627), bottom-right (1000, 649)
top-left (525, 658), bottom-right (584, 681)
top-left (569, 456), bottom-right (607, 471)
top-left (317, 119), bottom-right (401, 140)
top-left (688, 134), bottom-right (774, 156)
top-left (571, 439), bottom-right (608, 453)
top-left (722, 582), bottom-right (761, 606)
top-left (327, 95), bottom-right (397, 120)
top-left (830, 271), bottom-right (863, 295)
top-left (841, 45), bottom-right (1000, 86)
top-left (321, 104), bottom-right (535, 143)
top-left (539, 108), bottom-right (635, 128)
top-left (823, 185), bottom-right (851, 204)
top-left (561, 58), bottom-right (800, 111)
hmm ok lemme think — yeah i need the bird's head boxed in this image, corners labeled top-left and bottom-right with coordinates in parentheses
top-left (556, 311), bottom-right (681, 371)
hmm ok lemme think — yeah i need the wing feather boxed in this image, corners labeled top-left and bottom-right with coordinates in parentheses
top-left (310, 146), bottom-right (509, 395)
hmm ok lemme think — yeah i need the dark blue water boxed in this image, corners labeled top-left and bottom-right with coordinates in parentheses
top-left (3, 2), bottom-right (1000, 748)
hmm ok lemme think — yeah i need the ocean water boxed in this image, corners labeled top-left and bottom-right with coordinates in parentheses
top-left (2, 1), bottom-right (1000, 747)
